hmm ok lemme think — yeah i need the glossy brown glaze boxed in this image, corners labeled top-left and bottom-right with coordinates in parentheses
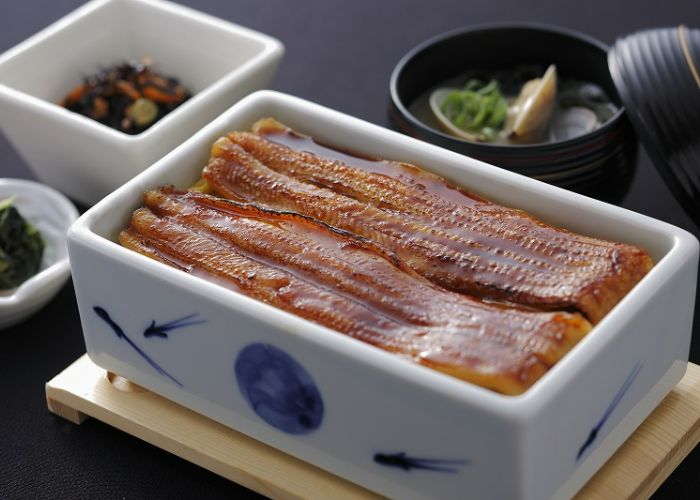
top-left (119, 118), bottom-right (653, 394)
top-left (250, 118), bottom-right (487, 207)
top-left (120, 187), bottom-right (595, 394)
top-left (211, 119), bottom-right (653, 323)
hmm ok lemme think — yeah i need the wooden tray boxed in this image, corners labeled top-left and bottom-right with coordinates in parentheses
top-left (46, 355), bottom-right (700, 499)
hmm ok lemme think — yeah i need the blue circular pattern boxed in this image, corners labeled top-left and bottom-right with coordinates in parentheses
top-left (235, 343), bottom-right (323, 434)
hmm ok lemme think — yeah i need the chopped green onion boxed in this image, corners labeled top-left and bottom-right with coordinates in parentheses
top-left (440, 79), bottom-right (508, 142)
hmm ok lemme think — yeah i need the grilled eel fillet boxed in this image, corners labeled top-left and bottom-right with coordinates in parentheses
top-left (201, 119), bottom-right (653, 323)
top-left (120, 187), bottom-right (592, 395)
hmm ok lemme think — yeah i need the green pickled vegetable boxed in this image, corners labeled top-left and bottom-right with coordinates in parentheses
top-left (440, 79), bottom-right (508, 141)
top-left (0, 197), bottom-right (44, 289)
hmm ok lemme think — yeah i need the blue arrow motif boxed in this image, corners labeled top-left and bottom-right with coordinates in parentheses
top-left (577, 362), bottom-right (642, 461)
top-left (374, 452), bottom-right (469, 473)
top-left (93, 306), bottom-right (183, 387)
top-left (143, 313), bottom-right (206, 339)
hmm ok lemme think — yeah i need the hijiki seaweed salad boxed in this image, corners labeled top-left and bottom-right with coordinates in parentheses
top-left (411, 64), bottom-right (619, 145)
top-left (59, 57), bottom-right (191, 135)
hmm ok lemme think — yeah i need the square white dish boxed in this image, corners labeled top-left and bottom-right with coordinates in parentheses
top-left (0, 0), bottom-right (283, 206)
top-left (68, 90), bottom-right (699, 499)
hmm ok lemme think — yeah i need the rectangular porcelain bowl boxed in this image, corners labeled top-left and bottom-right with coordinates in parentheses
top-left (68, 91), bottom-right (699, 500)
top-left (0, 0), bottom-right (283, 206)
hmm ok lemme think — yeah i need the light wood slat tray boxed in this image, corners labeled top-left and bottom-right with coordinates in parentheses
top-left (46, 355), bottom-right (700, 499)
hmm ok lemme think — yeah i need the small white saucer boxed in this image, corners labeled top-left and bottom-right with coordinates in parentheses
top-left (0, 178), bottom-right (78, 329)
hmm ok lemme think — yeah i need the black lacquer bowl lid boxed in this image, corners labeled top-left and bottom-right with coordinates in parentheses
top-left (609, 25), bottom-right (700, 223)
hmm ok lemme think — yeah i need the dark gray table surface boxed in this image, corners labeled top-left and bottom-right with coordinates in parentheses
top-left (1, 1), bottom-right (698, 498)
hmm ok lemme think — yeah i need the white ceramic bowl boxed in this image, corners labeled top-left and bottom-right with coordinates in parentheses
top-left (0, 0), bottom-right (283, 206)
top-left (68, 91), bottom-right (699, 500)
top-left (0, 178), bottom-right (79, 329)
